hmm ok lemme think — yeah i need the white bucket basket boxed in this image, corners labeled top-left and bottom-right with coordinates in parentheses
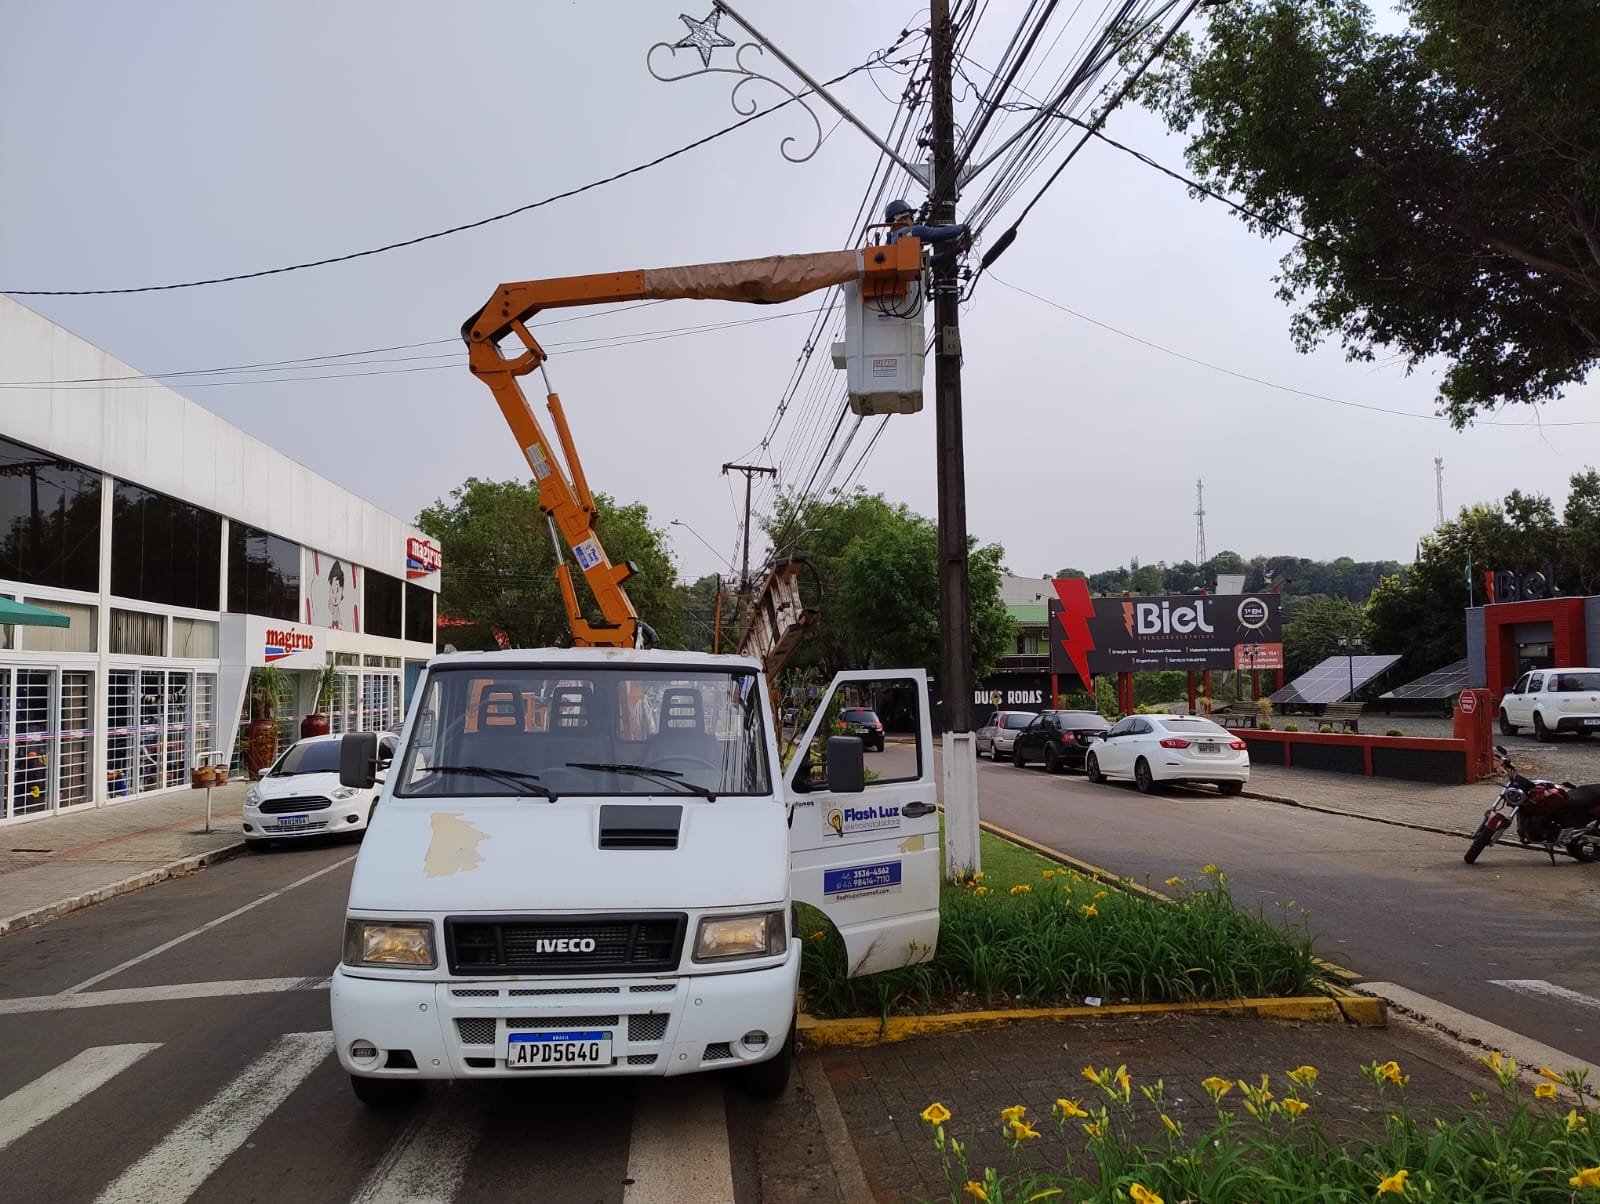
top-left (833, 280), bottom-right (926, 416)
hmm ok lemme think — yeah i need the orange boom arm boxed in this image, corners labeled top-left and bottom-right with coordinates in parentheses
top-left (461, 241), bottom-right (921, 648)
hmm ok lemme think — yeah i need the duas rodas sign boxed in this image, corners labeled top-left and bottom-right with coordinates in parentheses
top-left (1048, 578), bottom-right (1282, 685)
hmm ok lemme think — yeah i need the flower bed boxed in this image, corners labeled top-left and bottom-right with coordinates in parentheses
top-left (798, 850), bottom-right (1321, 1020)
top-left (920, 1053), bottom-right (1599, 1203)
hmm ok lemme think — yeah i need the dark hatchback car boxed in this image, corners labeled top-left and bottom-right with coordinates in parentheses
top-left (838, 707), bottom-right (886, 752)
top-left (1011, 709), bottom-right (1111, 773)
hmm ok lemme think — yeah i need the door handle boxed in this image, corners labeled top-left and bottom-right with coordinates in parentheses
top-left (901, 801), bottom-right (936, 818)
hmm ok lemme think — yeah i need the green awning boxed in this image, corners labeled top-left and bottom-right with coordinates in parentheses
top-left (0, 598), bottom-right (70, 628)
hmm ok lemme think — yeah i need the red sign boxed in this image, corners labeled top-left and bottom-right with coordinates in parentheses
top-left (406, 537), bottom-right (443, 580)
top-left (1458, 690), bottom-right (1478, 715)
top-left (264, 627), bottom-right (315, 663)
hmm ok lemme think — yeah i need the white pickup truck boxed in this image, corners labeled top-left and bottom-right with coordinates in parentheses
top-left (329, 649), bottom-right (940, 1104)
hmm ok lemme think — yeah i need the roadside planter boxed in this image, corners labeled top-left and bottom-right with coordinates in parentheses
top-left (1229, 728), bottom-right (1473, 784)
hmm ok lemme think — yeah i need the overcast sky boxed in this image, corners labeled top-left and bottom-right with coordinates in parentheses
top-left (4, 1), bottom-right (1597, 588)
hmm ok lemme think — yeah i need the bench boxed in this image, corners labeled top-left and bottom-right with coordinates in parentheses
top-left (1207, 703), bottom-right (1255, 726)
top-left (1320, 701), bottom-right (1365, 733)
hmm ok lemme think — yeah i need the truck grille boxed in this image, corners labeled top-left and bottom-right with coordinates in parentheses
top-left (445, 914), bottom-right (686, 975)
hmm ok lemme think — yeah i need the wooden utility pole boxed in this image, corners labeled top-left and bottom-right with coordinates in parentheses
top-left (722, 461), bottom-right (777, 631)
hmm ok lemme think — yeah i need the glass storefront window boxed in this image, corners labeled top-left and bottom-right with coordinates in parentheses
top-left (0, 668), bottom-right (94, 819)
top-left (227, 523), bottom-right (301, 622)
top-left (404, 582), bottom-right (435, 645)
top-left (111, 481), bottom-right (222, 610)
top-left (22, 599), bottom-right (97, 653)
top-left (110, 610), bottom-right (166, 657)
top-left (0, 436), bottom-right (102, 594)
top-left (365, 571), bottom-right (403, 638)
top-left (172, 617), bottom-right (219, 659)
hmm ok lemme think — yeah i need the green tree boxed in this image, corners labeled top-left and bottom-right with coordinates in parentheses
top-left (1282, 595), bottom-right (1367, 682)
top-left (1139, 0), bottom-right (1600, 424)
top-left (417, 477), bottom-right (684, 651)
top-left (762, 490), bottom-right (1013, 678)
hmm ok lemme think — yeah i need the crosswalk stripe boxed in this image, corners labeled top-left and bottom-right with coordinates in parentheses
top-left (0, 977), bottom-right (330, 1016)
top-left (0, 1043), bottom-right (162, 1153)
top-left (94, 1031), bottom-right (333, 1204)
top-left (349, 1089), bottom-right (488, 1204)
top-left (1492, 979), bottom-right (1600, 1013)
top-left (624, 1077), bottom-right (735, 1204)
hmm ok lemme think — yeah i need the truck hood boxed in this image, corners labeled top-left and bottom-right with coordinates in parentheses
top-left (346, 797), bottom-right (790, 913)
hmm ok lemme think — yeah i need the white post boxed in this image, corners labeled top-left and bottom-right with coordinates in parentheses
top-left (942, 731), bottom-right (981, 878)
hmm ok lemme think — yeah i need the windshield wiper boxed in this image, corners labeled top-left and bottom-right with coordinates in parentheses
top-left (422, 764), bottom-right (558, 801)
top-left (566, 762), bottom-right (717, 801)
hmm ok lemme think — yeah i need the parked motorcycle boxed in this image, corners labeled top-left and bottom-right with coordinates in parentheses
top-left (1464, 746), bottom-right (1600, 865)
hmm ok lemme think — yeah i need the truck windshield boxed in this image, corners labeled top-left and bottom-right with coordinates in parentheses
top-left (396, 665), bottom-right (772, 799)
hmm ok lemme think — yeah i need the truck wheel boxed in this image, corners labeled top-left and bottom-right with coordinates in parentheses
top-left (350, 1074), bottom-right (422, 1108)
top-left (735, 1022), bottom-right (795, 1098)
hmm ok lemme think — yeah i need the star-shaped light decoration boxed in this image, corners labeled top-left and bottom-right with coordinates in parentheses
top-left (674, 9), bottom-right (735, 70)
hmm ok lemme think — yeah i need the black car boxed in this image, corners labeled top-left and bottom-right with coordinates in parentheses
top-left (838, 707), bottom-right (886, 752)
top-left (1011, 709), bottom-right (1110, 773)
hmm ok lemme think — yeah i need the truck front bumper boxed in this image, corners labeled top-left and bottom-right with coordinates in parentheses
top-left (332, 941), bottom-right (801, 1080)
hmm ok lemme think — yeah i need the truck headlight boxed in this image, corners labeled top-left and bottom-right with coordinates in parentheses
top-left (343, 919), bottom-right (436, 968)
top-left (693, 910), bottom-right (786, 962)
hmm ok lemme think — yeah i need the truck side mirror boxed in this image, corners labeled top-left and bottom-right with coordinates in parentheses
top-left (340, 732), bottom-right (379, 789)
top-left (824, 736), bottom-right (865, 794)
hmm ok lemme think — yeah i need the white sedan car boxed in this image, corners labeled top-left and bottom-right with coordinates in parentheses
top-left (1084, 714), bottom-right (1248, 795)
top-left (242, 732), bottom-right (397, 847)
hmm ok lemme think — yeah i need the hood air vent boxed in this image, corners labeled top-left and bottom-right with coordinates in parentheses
top-left (598, 804), bottom-right (683, 850)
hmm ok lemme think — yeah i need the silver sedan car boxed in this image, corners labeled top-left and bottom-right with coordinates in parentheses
top-left (976, 709), bottom-right (1038, 760)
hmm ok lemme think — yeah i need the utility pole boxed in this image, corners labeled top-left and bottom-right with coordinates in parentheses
top-left (722, 461), bottom-right (777, 631)
top-left (1434, 457), bottom-right (1445, 528)
top-left (929, 0), bottom-right (980, 878)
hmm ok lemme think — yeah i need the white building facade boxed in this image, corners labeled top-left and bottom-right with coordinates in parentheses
top-left (0, 296), bottom-right (440, 823)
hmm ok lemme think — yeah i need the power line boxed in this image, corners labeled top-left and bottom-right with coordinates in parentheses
top-left (990, 274), bottom-right (1600, 428)
top-left (3, 56), bottom-right (896, 297)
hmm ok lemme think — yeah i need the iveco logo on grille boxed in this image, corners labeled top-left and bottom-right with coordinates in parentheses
top-left (536, 937), bottom-right (598, 954)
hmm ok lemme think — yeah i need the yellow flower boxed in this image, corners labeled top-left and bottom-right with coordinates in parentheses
top-left (1283, 1098), bottom-right (1310, 1118)
top-left (1082, 1066), bottom-right (1105, 1085)
top-left (975, 886), bottom-right (988, 896)
top-left (1288, 1065), bottom-right (1319, 1088)
top-left (972, 871), bottom-right (986, 881)
top-left (1000, 1104), bottom-right (1028, 1123)
top-left (1568, 1109), bottom-right (1587, 1133)
top-left (1376, 1169), bottom-right (1409, 1196)
top-left (1160, 1112), bottom-right (1182, 1136)
top-left (1539, 1065), bottom-right (1566, 1083)
top-left (920, 1102), bottom-right (951, 1126)
top-left (1130, 1186), bottom-right (1164, 1204)
top-left (1536, 1083), bottom-right (1559, 1100)
top-left (1042, 869), bottom-right (1055, 878)
top-left (1115, 1065), bottom-right (1132, 1099)
top-left (1010, 884), bottom-right (1031, 895)
top-left (1480, 1050), bottom-right (1505, 1072)
top-left (1083, 1121), bottom-right (1103, 1139)
top-left (1093, 889), bottom-right (1109, 901)
top-left (1055, 1098), bottom-right (1088, 1118)
top-left (1201, 1076), bottom-right (1232, 1101)
top-left (1082, 903), bottom-right (1099, 917)
top-left (809, 930), bottom-right (825, 942)
top-left (1164, 876), bottom-right (1184, 887)
top-left (1571, 1167), bottom-right (1600, 1189)
top-left (1377, 1060), bottom-right (1405, 1086)
top-left (1008, 1117), bottom-right (1041, 1140)
top-left (1201, 864), bottom-right (1219, 874)
top-left (964, 1183), bottom-right (989, 1201)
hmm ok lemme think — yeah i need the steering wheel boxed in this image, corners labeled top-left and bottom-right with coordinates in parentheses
top-left (650, 755), bottom-right (719, 775)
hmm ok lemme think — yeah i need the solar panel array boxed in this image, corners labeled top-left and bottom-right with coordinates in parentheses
top-left (1270, 654), bottom-right (1403, 705)
top-left (1380, 659), bottom-right (1470, 701)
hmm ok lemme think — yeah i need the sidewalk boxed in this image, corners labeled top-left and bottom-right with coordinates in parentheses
top-left (0, 783), bottom-right (249, 936)
top-left (1241, 765), bottom-right (1483, 837)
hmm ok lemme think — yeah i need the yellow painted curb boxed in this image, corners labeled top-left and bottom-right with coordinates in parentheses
top-left (797, 994), bottom-right (1386, 1049)
top-left (974, 818), bottom-right (1368, 987)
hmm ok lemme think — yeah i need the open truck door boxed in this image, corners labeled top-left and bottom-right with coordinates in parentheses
top-left (786, 670), bottom-right (940, 976)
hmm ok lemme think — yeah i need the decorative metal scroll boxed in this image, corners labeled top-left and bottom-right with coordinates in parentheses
top-left (647, 9), bottom-right (824, 164)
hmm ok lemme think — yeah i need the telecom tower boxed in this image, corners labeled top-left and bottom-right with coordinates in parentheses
top-left (1194, 478), bottom-right (1207, 565)
top-left (1434, 457), bottom-right (1445, 527)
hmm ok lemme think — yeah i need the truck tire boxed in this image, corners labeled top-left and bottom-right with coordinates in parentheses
top-left (735, 1022), bottom-right (795, 1098)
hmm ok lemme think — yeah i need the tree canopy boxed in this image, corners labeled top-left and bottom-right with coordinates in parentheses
top-left (417, 477), bottom-right (684, 651)
top-left (1140, 0), bottom-right (1600, 423)
top-left (762, 490), bottom-right (1014, 680)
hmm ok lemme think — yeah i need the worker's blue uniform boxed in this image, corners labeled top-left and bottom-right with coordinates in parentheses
top-left (889, 222), bottom-right (969, 267)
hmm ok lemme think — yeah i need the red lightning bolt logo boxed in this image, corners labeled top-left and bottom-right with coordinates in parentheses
top-left (1051, 577), bottom-right (1097, 690)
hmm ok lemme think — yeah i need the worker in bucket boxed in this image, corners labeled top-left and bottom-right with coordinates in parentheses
top-left (884, 199), bottom-right (971, 266)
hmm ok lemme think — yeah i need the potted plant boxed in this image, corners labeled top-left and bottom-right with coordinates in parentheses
top-left (247, 665), bottom-right (292, 779)
top-left (300, 664), bottom-right (341, 739)
top-left (1255, 696), bottom-right (1275, 730)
